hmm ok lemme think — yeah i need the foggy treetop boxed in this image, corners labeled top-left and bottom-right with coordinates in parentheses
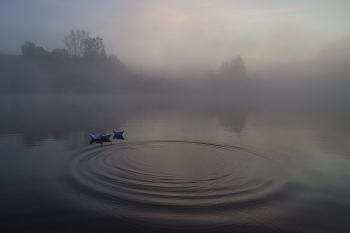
top-left (0, 30), bottom-right (251, 96)
top-left (20, 30), bottom-right (116, 64)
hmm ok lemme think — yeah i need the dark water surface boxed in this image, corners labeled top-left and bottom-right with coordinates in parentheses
top-left (1, 96), bottom-right (350, 232)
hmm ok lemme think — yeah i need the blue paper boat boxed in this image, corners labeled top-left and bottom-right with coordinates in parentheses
top-left (101, 134), bottom-right (112, 140)
top-left (90, 134), bottom-right (112, 140)
top-left (113, 130), bottom-right (124, 136)
top-left (90, 133), bottom-right (103, 140)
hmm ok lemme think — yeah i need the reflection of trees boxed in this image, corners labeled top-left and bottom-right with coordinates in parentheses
top-left (208, 101), bottom-right (247, 135)
top-left (216, 106), bottom-right (247, 134)
top-left (218, 56), bottom-right (246, 82)
top-left (0, 97), bottom-right (135, 147)
top-left (0, 97), bottom-right (250, 147)
top-left (207, 56), bottom-right (248, 95)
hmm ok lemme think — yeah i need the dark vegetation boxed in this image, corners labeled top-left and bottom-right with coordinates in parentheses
top-left (1, 29), bottom-right (349, 101)
top-left (0, 30), bottom-right (251, 96)
top-left (0, 30), bottom-right (133, 95)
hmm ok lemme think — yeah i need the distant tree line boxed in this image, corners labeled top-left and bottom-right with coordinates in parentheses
top-left (218, 56), bottom-right (246, 81)
top-left (199, 56), bottom-right (248, 95)
top-left (20, 30), bottom-right (120, 65)
top-left (0, 30), bottom-right (133, 95)
top-left (1, 29), bottom-right (251, 96)
top-left (63, 30), bottom-right (89, 57)
top-left (21, 41), bottom-right (69, 61)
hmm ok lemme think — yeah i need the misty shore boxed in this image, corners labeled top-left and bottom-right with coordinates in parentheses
top-left (1, 53), bottom-right (350, 105)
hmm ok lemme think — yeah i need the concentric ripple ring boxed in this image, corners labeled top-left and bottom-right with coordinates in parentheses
top-left (68, 140), bottom-right (288, 219)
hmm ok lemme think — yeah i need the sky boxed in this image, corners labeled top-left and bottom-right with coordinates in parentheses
top-left (1, 0), bottom-right (350, 77)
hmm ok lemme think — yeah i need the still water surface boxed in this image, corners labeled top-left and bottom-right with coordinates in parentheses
top-left (1, 96), bottom-right (350, 232)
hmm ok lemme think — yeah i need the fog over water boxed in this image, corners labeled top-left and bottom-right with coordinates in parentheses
top-left (1, 1), bottom-right (350, 232)
top-left (1, 96), bottom-right (350, 232)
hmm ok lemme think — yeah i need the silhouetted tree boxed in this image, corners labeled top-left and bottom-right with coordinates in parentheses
top-left (99, 48), bottom-right (109, 62)
top-left (219, 55), bottom-right (246, 81)
top-left (83, 37), bottom-right (104, 62)
top-left (215, 56), bottom-right (247, 94)
top-left (35, 46), bottom-right (50, 59)
top-left (21, 41), bottom-right (36, 57)
top-left (51, 48), bottom-right (69, 61)
top-left (202, 70), bottom-right (216, 79)
top-left (63, 30), bottom-right (89, 57)
top-left (109, 55), bottom-right (121, 65)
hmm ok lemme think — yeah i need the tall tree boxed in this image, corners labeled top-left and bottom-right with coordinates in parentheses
top-left (51, 48), bottom-right (69, 61)
top-left (63, 30), bottom-right (89, 57)
top-left (219, 56), bottom-right (246, 81)
top-left (21, 41), bottom-right (36, 57)
top-left (35, 46), bottom-right (50, 59)
top-left (82, 37), bottom-right (104, 61)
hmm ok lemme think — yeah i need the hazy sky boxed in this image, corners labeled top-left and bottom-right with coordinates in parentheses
top-left (1, 0), bottom-right (349, 76)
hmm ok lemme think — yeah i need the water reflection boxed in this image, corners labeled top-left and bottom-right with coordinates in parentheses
top-left (113, 135), bottom-right (124, 140)
top-left (0, 96), bottom-right (250, 147)
top-left (1, 96), bottom-right (350, 232)
top-left (67, 140), bottom-right (287, 221)
top-left (89, 134), bottom-right (124, 145)
top-left (89, 138), bottom-right (112, 145)
top-left (215, 104), bottom-right (247, 135)
top-left (1, 96), bottom-right (350, 152)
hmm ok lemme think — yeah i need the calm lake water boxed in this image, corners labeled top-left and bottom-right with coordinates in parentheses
top-left (1, 96), bottom-right (350, 232)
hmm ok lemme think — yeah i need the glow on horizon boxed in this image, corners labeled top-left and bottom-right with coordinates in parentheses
top-left (1, 0), bottom-right (349, 75)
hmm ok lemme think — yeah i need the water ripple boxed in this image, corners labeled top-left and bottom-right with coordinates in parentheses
top-left (67, 140), bottom-right (288, 223)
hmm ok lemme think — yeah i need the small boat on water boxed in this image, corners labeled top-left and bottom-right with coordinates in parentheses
top-left (90, 133), bottom-right (103, 140)
top-left (101, 134), bottom-right (112, 140)
top-left (90, 134), bottom-right (112, 140)
top-left (113, 130), bottom-right (124, 136)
